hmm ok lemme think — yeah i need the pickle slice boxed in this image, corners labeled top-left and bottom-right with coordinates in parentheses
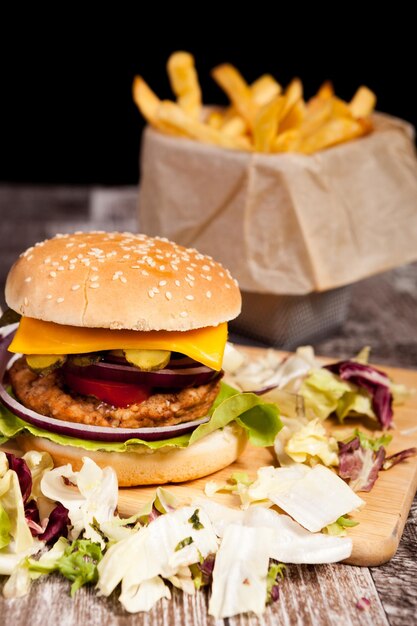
top-left (123, 349), bottom-right (171, 371)
top-left (68, 353), bottom-right (101, 367)
top-left (26, 354), bottom-right (67, 375)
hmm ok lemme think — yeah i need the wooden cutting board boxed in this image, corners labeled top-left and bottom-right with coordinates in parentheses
top-left (118, 349), bottom-right (417, 567)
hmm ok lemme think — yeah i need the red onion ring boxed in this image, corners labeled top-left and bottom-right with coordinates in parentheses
top-left (65, 361), bottom-right (219, 388)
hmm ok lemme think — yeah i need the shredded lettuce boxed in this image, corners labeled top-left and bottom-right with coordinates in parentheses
top-left (0, 383), bottom-right (281, 452)
top-left (284, 419), bottom-right (339, 467)
top-left (0, 502), bottom-right (11, 550)
top-left (324, 515), bottom-right (359, 536)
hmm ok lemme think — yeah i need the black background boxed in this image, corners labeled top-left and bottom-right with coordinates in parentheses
top-left (1, 18), bottom-right (415, 185)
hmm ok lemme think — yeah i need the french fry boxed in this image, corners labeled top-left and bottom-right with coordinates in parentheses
top-left (211, 64), bottom-right (258, 128)
top-left (349, 86), bottom-right (377, 118)
top-left (272, 129), bottom-right (302, 152)
top-left (167, 52), bottom-right (202, 120)
top-left (134, 53), bottom-right (376, 154)
top-left (254, 96), bottom-right (285, 152)
top-left (132, 76), bottom-right (162, 126)
top-left (278, 78), bottom-right (303, 131)
top-left (316, 81), bottom-right (334, 100)
top-left (251, 74), bottom-right (282, 105)
top-left (221, 115), bottom-right (247, 138)
top-left (207, 110), bottom-right (224, 129)
top-left (298, 117), bottom-right (366, 154)
top-left (156, 101), bottom-right (251, 150)
top-left (279, 100), bottom-right (306, 133)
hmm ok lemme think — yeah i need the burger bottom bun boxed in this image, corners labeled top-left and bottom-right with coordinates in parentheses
top-left (16, 424), bottom-right (248, 487)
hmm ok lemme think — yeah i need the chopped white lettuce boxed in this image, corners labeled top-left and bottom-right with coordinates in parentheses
top-left (0, 467), bottom-right (34, 554)
top-left (240, 464), bottom-right (310, 508)
top-left (0, 540), bottom-right (43, 576)
top-left (98, 506), bottom-right (218, 612)
top-left (223, 345), bottom-right (318, 393)
top-left (22, 450), bottom-right (54, 499)
top-left (209, 524), bottom-right (272, 619)
top-left (241, 507), bottom-right (352, 563)
top-left (223, 342), bottom-right (246, 373)
top-left (283, 419), bottom-right (339, 467)
top-left (40, 457), bottom-right (118, 547)
top-left (269, 465), bottom-right (364, 532)
top-left (120, 575), bottom-right (171, 613)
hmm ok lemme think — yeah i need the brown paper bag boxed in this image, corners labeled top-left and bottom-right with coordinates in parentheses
top-left (139, 113), bottom-right (417, 295)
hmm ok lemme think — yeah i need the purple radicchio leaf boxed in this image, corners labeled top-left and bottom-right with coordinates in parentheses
top-left (270, 585), bottom-right (280, 603)
top-left (24, 500), bottom-right (46, 536)
top-left (356, 597), bottom-right (371, 611)
top-left (198, 554), bottom-right (216, 582)
top-left (383, 447), bottom-right (417, 470)
top-left (325, 360), bottom-right (393, 429)
top-left (6, 453), bottom-right (32, 503)
top-left (338, 439), bottom-right (386, 492)
top-left (38, 503), bottom-right (70, 544)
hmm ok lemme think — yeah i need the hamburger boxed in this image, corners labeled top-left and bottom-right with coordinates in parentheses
top-left (0, 232), bottom-right (280, 486)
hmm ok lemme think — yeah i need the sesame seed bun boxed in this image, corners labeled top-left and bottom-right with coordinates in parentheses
top-left (5, 231), bottom-right (241, 331)
top-left (16, 424), bottom-right (248, 487)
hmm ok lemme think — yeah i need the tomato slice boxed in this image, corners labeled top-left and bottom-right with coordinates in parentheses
top-left (64, 369), bottom-right (150, 408)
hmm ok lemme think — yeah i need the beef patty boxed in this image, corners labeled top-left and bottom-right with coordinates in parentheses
top-left (9, 357), bottom-right (221, 429)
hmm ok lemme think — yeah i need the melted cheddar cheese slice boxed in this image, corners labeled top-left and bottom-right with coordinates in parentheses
top-left (9, 317), bottom-right (227, 371)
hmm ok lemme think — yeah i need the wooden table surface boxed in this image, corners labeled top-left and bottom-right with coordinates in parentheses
top-left (0, 184), bottom-right (416, 625)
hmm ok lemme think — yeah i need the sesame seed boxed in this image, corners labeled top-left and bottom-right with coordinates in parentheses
top-left (57, 266), bottom-right (64, 271)
top-left (69, 265), bottom-right (75, 270)
top-left (91, 266), bottom-right (98, 271)
top-left (27, 255), bottom-right (34, 261)
top-left (131, 265), bottom-right (141, 269)
top-left (57, 297), bottom-right (64, 303)
top-left (165, 291), bottom-right (172, 300)
top-left (180, 311), bottom-right (188, 318)
top-left (90, 283), bottom-right (99, 289)
top-left (44, 257), bottom-right (51, 264)
top-left (112, 273), bottom-right (119, 280)
top-left (185, 294), bottom-right (194, 301)
top-left (70, 258), bottom-right (77, 263)
top-left (120, 276), bottom-right (127, 284)
top-left (206, 276), bottom-right (212, 281)
top-left (46, 294), bottom-right (52, 300)
top-left (49, 271), bottom-right (57, 278)
top-left (159, 280), bottom-right (167, 286)
top-left (78, 243), bottom-right (86, 248)
top-left (66, 243), bottom-right (74, 248)
top-left (24, 297), bottom-right (28, 306)
top-left (24, 277), bottom-right (32, 283)
top-left (77, 254), bottom-right (83, 259)
top-left (72, 284), bottom-right (80, 291)
top-left (148, 289), bottom-right (155, 298)
top-left (170, 263), bottom-right (178, 271)
top-left (202, 265), bottom-right (210, 271)
top-left (225, 284), bottom-right (231, 289)
top-left (206, 291), bottom-right (212, 299)
top-left (152, 287), bottom-right (159, 294)
top-left (123, 254), bottom-right (130, 259)
top-left (175, 280), bottom-right (181, 287)
top-left (141, 270), bottom-right (149, 276)
top-left (91, 275), bottom-right (99, 282)
top-left (52, 261), bottom-right (59, 266)
top-left (62, 255), bottom-right (68, 261)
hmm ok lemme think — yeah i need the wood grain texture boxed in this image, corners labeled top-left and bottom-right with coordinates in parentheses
top-left (0, 184), bottom-right (416, 624)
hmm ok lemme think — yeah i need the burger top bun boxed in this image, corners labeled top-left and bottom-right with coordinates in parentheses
top-left (5, 231), bottom-right (241, 331)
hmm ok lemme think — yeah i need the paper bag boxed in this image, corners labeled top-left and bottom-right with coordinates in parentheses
top-left (139, 113), bottom-right (417, 295)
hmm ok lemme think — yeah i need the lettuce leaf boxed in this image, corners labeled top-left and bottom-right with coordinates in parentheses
top-left (0, 501), bottom-right (11, 550)
top-left (0, 383), bottom-right (281, 452)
